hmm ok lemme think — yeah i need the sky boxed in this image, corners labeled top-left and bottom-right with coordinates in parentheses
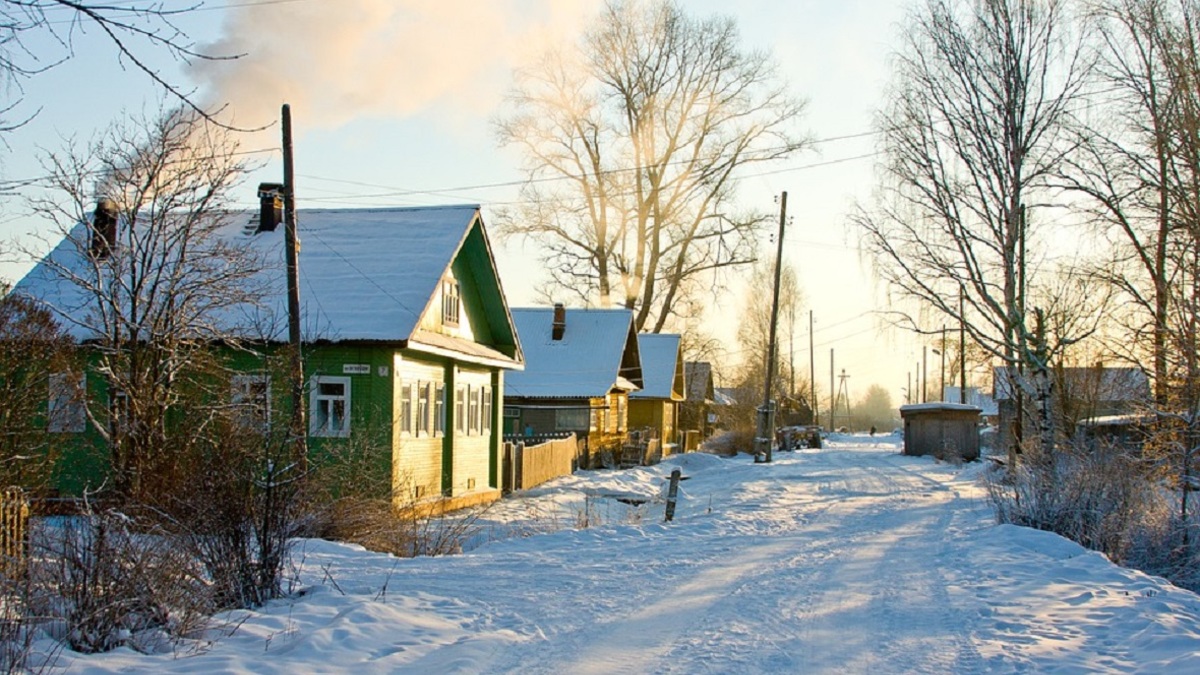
top-left (33, 436), bottom-right (1200, 673)
top-left (0, 0), bottom-right (956, 408)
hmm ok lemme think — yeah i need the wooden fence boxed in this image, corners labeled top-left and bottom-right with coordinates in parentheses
top-left (1, 487), bottom-right (29, 577)
top-left (502, 436), bottom-right (578, 493)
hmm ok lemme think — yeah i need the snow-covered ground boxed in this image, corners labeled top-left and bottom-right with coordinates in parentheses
top-left (58, 433), bottom-right (1200, 673)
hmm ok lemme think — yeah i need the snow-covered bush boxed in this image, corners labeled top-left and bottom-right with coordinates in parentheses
top-left (986, 439), bottom-right (1200, 591)
top-left (23, 508), bottom-right (214, 655)
top-left (987, 440), bottom-right (1153, 556)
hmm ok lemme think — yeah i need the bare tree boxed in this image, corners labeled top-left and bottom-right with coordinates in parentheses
top-left (1057, 0), bottom-right (1193, 406)
top-left (854, 0), bottom-right (1093, 455)
top-left (496, 0), bottom-right (807, 333)
top-left (734, 258), bottom-right (806, 417)
top-left (21, 107), bottom-right (266, 498)
top-left (0, 1), bottom-right (237, 131)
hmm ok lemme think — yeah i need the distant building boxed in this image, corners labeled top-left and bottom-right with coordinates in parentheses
top-left (992, 365), bottom-right (1149, 452)
top-left (942, 387), bottom-right (998, 425)
top-left (680, 361), bottom-right (716, 438)
top-left (628, 334), bottom-right (686, 454)
top-left (504, 305), bottom-right (643, 469)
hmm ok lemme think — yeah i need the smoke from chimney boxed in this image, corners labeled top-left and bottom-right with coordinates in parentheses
top-left (188, 1), bottom-right (593, 131)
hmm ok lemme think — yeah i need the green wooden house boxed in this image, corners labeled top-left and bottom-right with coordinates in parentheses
top-left (12, 205), bottom-right (523, 508)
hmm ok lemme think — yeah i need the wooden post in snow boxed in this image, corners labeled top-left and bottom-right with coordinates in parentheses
top-left (664, 468), bottom-right (682, 522)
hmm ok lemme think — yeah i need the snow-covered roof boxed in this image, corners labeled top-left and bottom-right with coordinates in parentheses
top-left (942, 387), bottom-right (999, 415)
top-left (993, 366), bottom-right (1149, 402)
top-left (506, 307), bottom-right (642, 399)
top-left (899, 402), bottom-right (982, 415)
top-left (630, 333), bottom-right (684, 401)
top-left (713, 387), bottom-right (738, 406)
top-left (15, 205), bottom-right (490, 343)
top-left (1078, 414), bottom-right (1155, 427)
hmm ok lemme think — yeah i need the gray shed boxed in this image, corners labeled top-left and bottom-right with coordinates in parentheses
top-left (899, 403), bottom-right (982, 461)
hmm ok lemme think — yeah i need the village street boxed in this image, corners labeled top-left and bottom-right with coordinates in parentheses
top-left (63, 436), bottom-right (1200, 674)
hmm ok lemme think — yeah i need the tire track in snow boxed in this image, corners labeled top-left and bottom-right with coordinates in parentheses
top-left (488, 448), bottom-right (989, 674)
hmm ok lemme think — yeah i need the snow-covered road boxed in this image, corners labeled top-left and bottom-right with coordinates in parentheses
top-left (66, 436), bottom-right (1200, 674)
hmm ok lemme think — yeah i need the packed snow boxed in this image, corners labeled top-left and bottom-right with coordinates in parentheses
top-left (52, 434), bottom-right (1200, 673)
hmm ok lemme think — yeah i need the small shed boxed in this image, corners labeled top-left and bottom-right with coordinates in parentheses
top-left (899, 403), bottom-right (982, 461)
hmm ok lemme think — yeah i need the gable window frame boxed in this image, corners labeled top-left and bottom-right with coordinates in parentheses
top-left (442, 278), bottom-right (460, 327)
top-left (310, 375), bottom-right (351, 438)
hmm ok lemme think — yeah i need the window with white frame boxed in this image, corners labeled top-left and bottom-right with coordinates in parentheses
top-left (48, 372), bottom-right (86, 433)
top-left (231, 374), bottom-right (271, 432)
top-left (417, 382), bottom-right (431, 436)
top-left (399, 381), bottom-right (414, 436)
top-left (434, 383), bottom-right (445, 436)
top-left (455, 384), bottom-right (466, 433)
top-left (442, 278), bottom-right (460, 326)
top-left (310, 376), bottom-right (351, 437)
top-left (468, 384), bottom-right (480, 434)
top-left (481, 385), bottom-right (492, 434)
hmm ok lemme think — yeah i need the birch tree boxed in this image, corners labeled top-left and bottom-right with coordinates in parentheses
top-left (496, 0), bottom-right (807, 333)
top-left (854, 0), bottom-right (1092, 455)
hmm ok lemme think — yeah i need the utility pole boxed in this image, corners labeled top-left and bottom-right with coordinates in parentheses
top-left (809, 310), bottom-right (817, 426)
top-left (960, 290), bottom-right (967, 404)
top-left (282, 104), bottom-right (307, 469)
top-left (922, 345), bottom-right (928, 403)
top-left (940, 325), bottom-right (946, 402)
top-left (829, 349), bottom-right (835, 432)
top-left (836, 369), bottom-right (851, 430)
top-left (757, 191), bottom-right (787, 463)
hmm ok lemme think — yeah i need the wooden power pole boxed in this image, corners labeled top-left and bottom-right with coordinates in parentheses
top-left (757, 191), bottom-right (787, 463)
top-left (282, 104), bottom-right (307, 468)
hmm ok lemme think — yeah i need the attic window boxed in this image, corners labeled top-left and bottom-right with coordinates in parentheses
top-left (442, 279), bottom-right (460, 327)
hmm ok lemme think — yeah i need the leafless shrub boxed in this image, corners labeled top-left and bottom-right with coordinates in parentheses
top-left (154, 424), bottom-right (307, 611)
top-left (987, 440), bottom-right (1154, 558)
top-left (983, 436), bottom-right (1200, 591)
top-left (0, 570), bottom-right (62, 674)
top-left (701, 430), bottom-right (752, 456)
top-left (303, 428), bottom-right (486, 559)
top-left (24, 508), bottom-right (213, 655)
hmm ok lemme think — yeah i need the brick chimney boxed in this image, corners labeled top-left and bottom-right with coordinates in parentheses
top-left (552, 303), bottom-right (566, 340)
top-left (90, 198), bottom-right (118, 259)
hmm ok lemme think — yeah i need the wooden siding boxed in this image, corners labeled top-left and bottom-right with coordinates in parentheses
top-left (629, 399), bottom-right (678, 446)
top-left (393, 353), bottom-right (444, 501)
top-left (450, 366), bottom-right (494, 497)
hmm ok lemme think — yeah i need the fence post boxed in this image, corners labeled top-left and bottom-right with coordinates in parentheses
top-left (664, 468), bottom-right (682, 522)
top-left (515, 442), bottom-right (524, 492)
top-left (1, 487), bottom-right (29, 577)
